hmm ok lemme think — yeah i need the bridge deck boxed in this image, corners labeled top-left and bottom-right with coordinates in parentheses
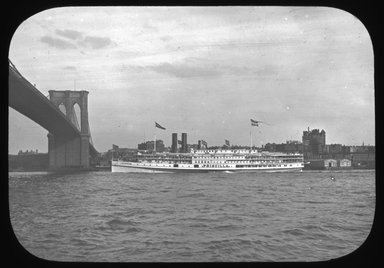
top-left (9, 63), bottom-right (98, 157)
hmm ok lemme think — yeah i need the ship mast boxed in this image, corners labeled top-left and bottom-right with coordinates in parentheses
top-left (154, 127), bottom-right (156, 153)
top-left (250, 125), bottom-right (253, 151)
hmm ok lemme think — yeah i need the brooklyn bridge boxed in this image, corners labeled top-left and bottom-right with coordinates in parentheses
top-left (9, 60), bottom-right (99, 170)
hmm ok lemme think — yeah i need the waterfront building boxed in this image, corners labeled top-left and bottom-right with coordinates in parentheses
top-left (302, 128), bottom-right (326, 156)
top-left (264, 141), bottom-right (303, 154)
top-left (338, 159), bottom-right (352, 168)
top-left (327, 144), bottom-right (343, 154)
top-left (137, 140), bottom-right (165, 152)
top-left (9, 153), bottom-right (48, 171)
top-left (307, 159), bottom-right (337, 170)
top-left (347, 145), bottom-right (372, 153)
top-left (351, 152), bottom-right (375, 168)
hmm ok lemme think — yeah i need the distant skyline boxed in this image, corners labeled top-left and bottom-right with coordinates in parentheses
top-left (8, 7), bottom-right (375, 154)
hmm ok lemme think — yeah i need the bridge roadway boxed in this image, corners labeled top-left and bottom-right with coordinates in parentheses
top-left (9, 64), bottom-right (98, 157)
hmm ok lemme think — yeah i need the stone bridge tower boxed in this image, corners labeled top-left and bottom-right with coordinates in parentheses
top-left (47, 90), bottom-right (90, 168)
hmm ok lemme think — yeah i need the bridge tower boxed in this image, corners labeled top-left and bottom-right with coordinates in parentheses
top-left (47, 90), bottom-right (90, 168)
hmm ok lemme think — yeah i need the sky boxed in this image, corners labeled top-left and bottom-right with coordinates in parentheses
top-left (8, 6), bottom-right (375, 154)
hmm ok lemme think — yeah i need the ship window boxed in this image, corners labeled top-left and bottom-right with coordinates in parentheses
top-left (194, 164), bottom-right (198, 168)
top-left (174, 164), bottom-right (178, 167)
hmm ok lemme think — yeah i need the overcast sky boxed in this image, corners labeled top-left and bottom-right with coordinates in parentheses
top-left (8, 6), bottom-right (374, 154)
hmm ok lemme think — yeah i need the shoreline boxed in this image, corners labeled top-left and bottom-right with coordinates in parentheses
top-left (8, 167), bottom-right (374, 173)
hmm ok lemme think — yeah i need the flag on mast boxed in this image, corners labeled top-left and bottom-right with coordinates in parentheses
top-left (155, 122), bottom-right (166, 130)
top-left (225, 139), bottom-right (230, 146)
top-left (250, 119), bottom-right (259, 126)
top-left (251, 119), bottom-right (270, 126)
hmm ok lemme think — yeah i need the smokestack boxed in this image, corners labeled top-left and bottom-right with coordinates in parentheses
top-left (181, 133), bottom-right (187, 153)
top-left (172, 133), bottom-right (178, 153)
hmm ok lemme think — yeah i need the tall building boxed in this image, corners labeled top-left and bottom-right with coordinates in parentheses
top-left (181, 133), bottom-right (187, 153)
top-left (171, 133), bottom-right (178, 153)
top-left (302, 128), bottom-right (326, 155)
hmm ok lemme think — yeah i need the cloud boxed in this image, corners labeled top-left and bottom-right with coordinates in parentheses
top-left (142, 21), bottom-right (158, 33)
top-left (160, 35), bottom-right (173, 42)
top-left (253, 64), bottom-right (281, 77)
top-left (63, 66), bottom-right (77, 71)
top-left (55, 29), bottom-right (83, 40)
top-left (40, 35), bottom-right (77, 49)
top-left (40, 29), bottom-right (114, 50)
top-left (148, 62), bottom-right (221, 78)
top-left (78, 36), bottom-right (113, 49)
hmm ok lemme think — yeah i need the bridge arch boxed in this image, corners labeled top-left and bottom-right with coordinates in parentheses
top-left (58, 102), bottom-right (66, 115)
top-left (48, 90), bottom-right (89, 135)
top-left (73, 102), bottom-right (82, 132)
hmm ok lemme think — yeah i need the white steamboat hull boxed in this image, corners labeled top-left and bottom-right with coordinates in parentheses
top-left (112, 161), bottom-right (303, 173)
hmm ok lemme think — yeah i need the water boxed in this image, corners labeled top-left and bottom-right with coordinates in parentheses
top-left (8, 170), bottom-right (375, 262)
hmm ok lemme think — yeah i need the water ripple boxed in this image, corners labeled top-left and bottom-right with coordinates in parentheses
top-left (8, 170), bottom-right (375, 262)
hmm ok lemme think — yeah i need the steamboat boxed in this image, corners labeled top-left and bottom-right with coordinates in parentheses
top-left (111, 148), bottom-right (304, 173)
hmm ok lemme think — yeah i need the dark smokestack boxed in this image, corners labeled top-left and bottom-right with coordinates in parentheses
top-left (181, 133), bottom-right (187, 153)
top-left (172, 133), bottom-right (178, 153)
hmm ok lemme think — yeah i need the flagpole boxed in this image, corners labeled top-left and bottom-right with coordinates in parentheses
top-left (154, 122), bottom-right (166, 152)
top-left (154, 125), bottom-right (156, 153)
top-left (250, 125), bottom-right (253, 151)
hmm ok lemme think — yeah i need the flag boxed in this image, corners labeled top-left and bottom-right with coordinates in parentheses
top-left (178, 140), bottom-right (182, 145)
top-left (112, 144), bottom-right (119, 151)
top-left (250, 119), bottom-right (259, 126)
top-left (155, 122), bottom-right (166, 130)
top-left (225, 139), bottom-right (230, 146)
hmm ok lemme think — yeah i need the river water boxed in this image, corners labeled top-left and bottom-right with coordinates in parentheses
top-left (8, 170), bottom-right (375, 262)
